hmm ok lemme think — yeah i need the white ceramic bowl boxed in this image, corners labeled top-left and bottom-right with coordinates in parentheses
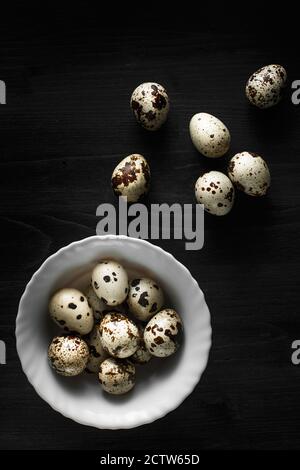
top-left (16, 235), bottom-right (211, 429)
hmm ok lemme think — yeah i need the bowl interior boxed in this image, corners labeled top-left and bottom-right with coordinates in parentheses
top-left (16, 236), bottom-right (211, 429)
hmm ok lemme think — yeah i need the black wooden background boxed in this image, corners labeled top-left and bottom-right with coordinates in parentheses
top-left (1, 5), bottom-right (300, 450)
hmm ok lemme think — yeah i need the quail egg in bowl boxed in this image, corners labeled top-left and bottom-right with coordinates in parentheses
top-left (16, 235), bottom-right (211, 429)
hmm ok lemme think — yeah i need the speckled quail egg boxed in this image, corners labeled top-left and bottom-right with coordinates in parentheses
top-left (246, 64), bottom-right (287, 109)
top-left (111, 154), bottom-right (151, 203)
top-left (189, 112), bottom-right (231, 158)
top-left (144, 309), bottom-right (183, 358)
top-left (127, 278), bottom-right (164, 322)
top-left (49, 288), bottom-right (94, 335)
top-left (48, 335), bottom-right (89, 376)
top-left (99, 357), bottom-right (135, 395)
top-left (195, 171), bottom-right (235, 216)
top-left (130, 82), bottom-right (170, 131)
top-left (85, 324), bottom-right (108, 374)
top-left (99, 312), bottom-right (139, 358)
top-left (92, 260), bottom-right (129, 307)
top-left (85, 284), bottom-right (106, 320)
top-left (131, 325), bottom-right (152, 364)
top-left (228, 151), bottom-right (271, 196)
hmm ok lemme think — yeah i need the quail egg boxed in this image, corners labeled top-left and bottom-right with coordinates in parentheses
top-left (195, 171), bottom-right (235, 216)
top-left (99, 357), bottom-right (136, 395)
top-left (85, 325), bottom-right (108, 374)
top-left (127, 278), bottom-right (164, 322)
top-left (92, 260), bottom-right (129, 307)
top-left (49, 288), bottom-right (94, 335)
top-left (228, 151), bottom-right (271, 196)
top-left (130, 82), bottom-right (170, 131)
top-left (131, 325), bottom-right (152, 364)
top-left (99, 312), bottom-right (139, 358)
top-left (85, 284), bottom-right (106, 320)
top-left (246, 64), bottom-right (287, 109)
top-left (189, 112), bottom-right (231, 158)
top-left (144, 309), bottom-right (183, 358)
top-left (111, 154), bottom-right (151, 203)
top-left (48, 335), bottom-right (89, 376)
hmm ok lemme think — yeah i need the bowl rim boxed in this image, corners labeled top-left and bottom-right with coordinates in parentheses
top-left (16, 235), bottom-right (212, 429)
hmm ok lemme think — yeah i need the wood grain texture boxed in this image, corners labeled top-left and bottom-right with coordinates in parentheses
top-left (0, 6), bottom-right (300, 450)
